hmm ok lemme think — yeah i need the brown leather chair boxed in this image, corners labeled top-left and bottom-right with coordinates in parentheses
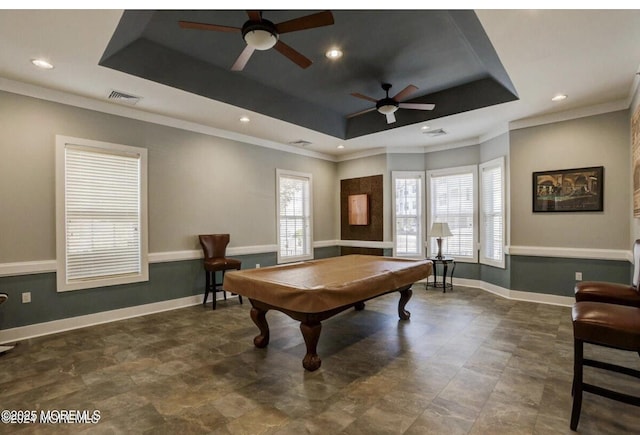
top-left (574, 239), bottom-right (640, 307)
top-left (198, 234), bottom-right (242, 310)
top-left (0, 293), bottom-right (15, 354)
top-left (570, 301), bottom-right (640, 430)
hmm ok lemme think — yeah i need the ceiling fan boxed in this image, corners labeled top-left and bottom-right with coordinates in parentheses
top-left (178, 11), bottom-right (334, 71)
top-left (349, 83), bottom-right (435, 124)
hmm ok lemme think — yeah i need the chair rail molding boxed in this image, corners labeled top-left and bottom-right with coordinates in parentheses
top-left (2, 242), bottom-right (630, 278)
top-left (508, 245), bottom-right (631, 262)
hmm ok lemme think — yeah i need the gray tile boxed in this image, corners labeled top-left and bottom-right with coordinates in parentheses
top-left (2, 286), bottom-right (639, 433)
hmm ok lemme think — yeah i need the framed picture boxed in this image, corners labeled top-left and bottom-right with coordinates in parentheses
top-left (348, 194), bottom-right (369, 225)
top-left (633, 105), bottom-right (640, 217)
top-left (532, 166), bottom-right (604, 212)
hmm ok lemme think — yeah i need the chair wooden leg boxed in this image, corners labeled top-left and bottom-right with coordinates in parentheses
top-left (570, 338), bottom-right (584, 431)
top-left (212, 270), bottom-right (217, 310)
top-left (221, 271), bottom-right (227, 301)
top-left (203, 270), bottom-right (211, 306)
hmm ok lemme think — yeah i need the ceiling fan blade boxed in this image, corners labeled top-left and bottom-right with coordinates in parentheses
top-left (275, 11), bottom-right (334, 34)
top-left (351, 92), bottom-right (378, 103)
top-left (273, 40), bottom-right (312, 69)
top-left (399, 103), bottom-right (435, 111)
top-left (178, 21), bottom-right (241, 33)
top-left (385, 112), bottom-right (397, 124)
top-left (247, 11), bottom-right (262, 21)
top-left (231, 45), bottom-right (256, 71)
top-left (392, 84), bottom-right (419, 102)
top-left (346, 107), bottom-right (377, 118)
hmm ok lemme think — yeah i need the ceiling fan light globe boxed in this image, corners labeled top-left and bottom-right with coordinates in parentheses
top-left (377, 104), bottom-right (398, 115)
top-left (244, 29), bottom-right (278, 50)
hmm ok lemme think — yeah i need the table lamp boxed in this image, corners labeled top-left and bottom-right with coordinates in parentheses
top-left (430, 222), bottom-right (452, 259)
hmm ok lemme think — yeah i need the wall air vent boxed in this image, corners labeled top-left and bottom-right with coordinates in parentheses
top-left (288, 140), bottom-right (312, 147)
top-left (423, 128), bottom-right (447, 137)
top-left (107, 90), bottom-right (141, 105)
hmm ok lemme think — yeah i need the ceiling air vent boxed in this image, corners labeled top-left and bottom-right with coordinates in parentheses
top-left (423, 128), bottom-right (447, 137)
top-left (288, 140), bottom-right (312, 147)
top-left (107, 90), bottom-right (141, 105)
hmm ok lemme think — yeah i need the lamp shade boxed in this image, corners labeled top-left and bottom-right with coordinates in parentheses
top-left (430, 222), bottom-right (453, 238)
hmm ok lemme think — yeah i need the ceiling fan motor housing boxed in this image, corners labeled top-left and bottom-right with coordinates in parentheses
top-left (242, 19), bottom-right (279, 50)
top-left (376, 98), bottom-right (399, 114)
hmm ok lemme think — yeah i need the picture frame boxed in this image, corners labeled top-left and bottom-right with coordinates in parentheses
top-left (348, 193), bottom-right (369, 225)
top-left (632, 105), bottom-right (640, 217)
top-left (532, 166), bottom-right (604, 212)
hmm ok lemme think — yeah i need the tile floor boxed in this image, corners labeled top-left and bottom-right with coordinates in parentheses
top-left (1, 285), bottom-right (640, 434)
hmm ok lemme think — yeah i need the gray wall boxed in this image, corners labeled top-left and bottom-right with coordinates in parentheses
top-left (510, 110), bottom-right (630, 249)
top-left (387, 153), bottom-right (426, 171)
top-left (425, 144), bottom-right (481, 170)
top-left (480, 132), bottom-right (509, 162)
top-left (0, 90), bottom-right (340, 330)
top-left (0, 90), bottom-right (338, 262)
top-left (0, 88), bottom-right (635, 333)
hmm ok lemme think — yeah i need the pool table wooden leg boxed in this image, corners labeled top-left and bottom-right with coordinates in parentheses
top-left (300, 321), bottom-right (322, 371)
top-left (250, 306), bottom-right (270, 348)
top-left (398, 287), bottom-right (412, 320)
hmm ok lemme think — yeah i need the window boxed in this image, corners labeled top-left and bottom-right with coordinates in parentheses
top-left (427, 165), bottom-right (478, 262)
top-left (392, 171), bottom-right (424, 258)
top-left (276, 169), bottom-right (313, 263)
top-left (479, 157), bottom-right (505, 268)
top-left (56, 136), bottom-right (148, 292)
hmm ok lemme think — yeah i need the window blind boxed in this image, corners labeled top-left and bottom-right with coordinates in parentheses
top-left (480, 158), bottom-right (505, 267)
top-left (393, 173), bottom-right (423, 257)
top-left (277, 171), bottom-right (312, 262)
top-left (64, 146), bottom-right (141, 282)
top-left (429, 169), bottom-right (476, 259)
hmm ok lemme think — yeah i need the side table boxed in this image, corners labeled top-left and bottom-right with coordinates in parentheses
top-left (426, 257), bottom-right (455, 293)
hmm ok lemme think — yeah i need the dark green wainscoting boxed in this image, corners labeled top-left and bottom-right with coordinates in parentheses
top-left (3, 248), bottom-right (627, 332)
top-left (0, 248), bottom-right (342, 331)
top-left (510, 255), bottom-right (631, 297)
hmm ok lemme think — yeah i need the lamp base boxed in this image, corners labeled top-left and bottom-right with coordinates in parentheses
top-left (436, 238), bottom-right (443, 259)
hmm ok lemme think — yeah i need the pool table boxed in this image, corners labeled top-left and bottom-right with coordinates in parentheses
top-left (223, 254), bottom-right (432, 371)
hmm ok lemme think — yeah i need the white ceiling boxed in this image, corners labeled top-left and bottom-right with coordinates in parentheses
top-left (1, 9), bottom-right (639, 160)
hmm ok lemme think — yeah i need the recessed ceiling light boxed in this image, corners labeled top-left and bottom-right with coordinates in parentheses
top-left (239, 116), bottom-right (250, 123)
top-left (31, 58), bottom-right (54, 69)
top-left (325, 48), bottom-right (343, 59)
top-left (551, 94), bottom-right (567, 102)
top-left (421, 125), bottom-right (430, 131)
top-left (337, 144), bottom-right (345, 149)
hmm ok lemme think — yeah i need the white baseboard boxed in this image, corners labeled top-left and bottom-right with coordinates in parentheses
top-left (0, 293), bottom-right (239, 345)
top-left (450, 277), bottom-right (573, 307)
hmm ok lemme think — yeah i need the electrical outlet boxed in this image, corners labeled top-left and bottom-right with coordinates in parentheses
top-left (255, 264), bottom-right (261, 268)
top-left (575, 272), bottom-right (582, 281)
top-left (22, 292), bottom-right (31, 303)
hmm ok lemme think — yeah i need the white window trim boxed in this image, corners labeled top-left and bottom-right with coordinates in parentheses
top-left (55, 135), bottom-right (149, 292)
top-left (479, 157), bottom-right (506, 269)
top-left (426, 164), bottom-right (478, 263)
top-left (391, 171), bottom-right (425, 258)
top-left (276, 169), bottom-right (314, 264)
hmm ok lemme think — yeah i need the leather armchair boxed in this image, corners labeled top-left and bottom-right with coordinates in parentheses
top-left (574, 240), bottom-right (640, 307)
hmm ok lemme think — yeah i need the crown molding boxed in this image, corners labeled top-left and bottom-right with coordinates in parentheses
top-left (0, 77), bottom-right (337, 162)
